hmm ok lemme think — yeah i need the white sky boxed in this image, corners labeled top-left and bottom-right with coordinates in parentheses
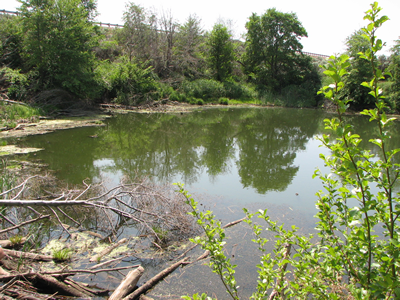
top-left (2, 0), bottom-right (399, 56)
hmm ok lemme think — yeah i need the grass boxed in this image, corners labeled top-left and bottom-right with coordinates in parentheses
top-left (152, 225), bottom-right (169, 245)
top-left (0, 102), bottom-right (42, 127)
top-left (52, 248), bottom-right (73, 262)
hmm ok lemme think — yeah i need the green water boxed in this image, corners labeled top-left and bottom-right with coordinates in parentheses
top-left (14, 106), bottom-right (400, 298)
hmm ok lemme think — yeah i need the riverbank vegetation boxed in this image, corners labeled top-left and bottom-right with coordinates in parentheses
top-left (1, 0), bottom-right (397, 112)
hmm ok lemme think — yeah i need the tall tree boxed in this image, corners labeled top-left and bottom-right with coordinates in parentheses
top-left (119, 3), bottom-right (158, 64)
top-left (175, 15), bottom-right (206, 79)
top-left (158, 10), bottom-right (178, 77)
top-left (388, 38), bottom-right (400, 109)
top-left (18, 0), bottom-right (100, 98)
top-left (243, 8), bottom-right (310, 91)
top-left (0, 14), bottom-right (23, 69)
top-left (207, 24), bottom-right (235, 82)
top-left (340, 30), bottom-right (375, 109)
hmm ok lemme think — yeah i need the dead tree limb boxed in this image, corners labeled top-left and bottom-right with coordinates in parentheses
top-left (34, 273), bottom-right (89, 297)
top-left (0, 265), bottom-right (141, 282)
top-left (2, 249), bottom-right (53, 261)
top-left (123, 258), bottom-right (188, 300)
top-left (109, 266), bottom-right (145, 300)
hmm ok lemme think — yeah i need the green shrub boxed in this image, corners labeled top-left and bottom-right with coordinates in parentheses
top-left (196, 98), bottom-right (204, 105)
top-left (95, 58), bottom-right (159, 105)
top-left (0, 67), bottom-right (32, 101)
top-left (169, 91), bottom-right (182, 102)
top-left (181, 79), bottom-right (224, 102)
top-left (218, 97), bottom-right (229, 105)
top-left (222, 81), bottom-right (257, 100)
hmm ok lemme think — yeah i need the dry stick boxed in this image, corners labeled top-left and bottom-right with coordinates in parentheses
top-left (89, 254), bottom-right (130, 270)
top-left (222, 217), bottom-right (247, 229)
top-left (2, 249), bottom-right (53, 261)
top-left (0, 276), bottom-right (18, 292)
top-left (48, 207), bottom-right (71, 236)
top-left (64, 278), bottom-right (95, 297)
top-left (123, 258), bottom-right (189, 300)
top-left (0, 175), bottom-right (39, 197)
top-left (0, 213), bottom-right (16, 226)
top-left (90, 238), bottom-right (128, 262)
top-left (0, 99), bottom-right (29, 106)
top-left (109, 266), bottom-right (145, 300)
top-left (56, 207), bottom-right (81, 226)
top-left (268, 243), bottom-right (292, 300)
top-left (0, 214), bottom-right (50, 234)
top-left (0, 265), bottom-right (140, 281)
top-left (175, 243), bottom-right (198, 261)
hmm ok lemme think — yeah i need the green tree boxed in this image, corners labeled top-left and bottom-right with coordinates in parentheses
top-left (340, 30), bottom-right (375, 109)
top-left (243, 8), bottom-right (311, 92)
top-left (18, 0), bottom-right (101, 98)
top-left (0, 14), bottom-right (23, 69)
top-left (207, 24), bottom-right (235, 82)
top-left (388, 38), bottom-right (400, 108)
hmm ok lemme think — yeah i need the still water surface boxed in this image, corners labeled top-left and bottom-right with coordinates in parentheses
top-left (15, 107), bottom-right (398, 298)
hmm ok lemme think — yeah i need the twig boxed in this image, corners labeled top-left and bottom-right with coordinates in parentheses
top-left (90, 238), bottom-right (128, 262)
top-left (222, 217), bottom-right (247, 229)
top-left (48, 207), bottom-right (71, 236)
top-left (56, 207), bottom-right (81, 226)
top-left (0, 215), bottom-right (50, 234)
top-left (89, 254), bottom-right (131, 270)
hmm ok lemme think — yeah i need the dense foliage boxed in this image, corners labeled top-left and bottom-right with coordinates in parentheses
top-left (0, 1), bottom-right (398, 110)
top-left (207, 24), bottom-right (236, 82)
top-left (0, 1), bottom-right (326, 108)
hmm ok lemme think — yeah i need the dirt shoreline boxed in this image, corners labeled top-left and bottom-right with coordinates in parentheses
top-left (0, 102), bottom-right (262, 140)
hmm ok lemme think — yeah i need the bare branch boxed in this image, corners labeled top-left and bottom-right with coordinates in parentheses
top-left (0, 215), bottom-right (50, 234)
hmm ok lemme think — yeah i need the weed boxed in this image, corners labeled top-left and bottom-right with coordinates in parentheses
top-left (9, 234), bottom-right (24, 246)
top-left (52, 248), bottom-right (73, 262)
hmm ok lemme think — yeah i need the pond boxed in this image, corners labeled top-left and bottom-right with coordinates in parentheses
top-left (11, 106), bottom-right (400, 298)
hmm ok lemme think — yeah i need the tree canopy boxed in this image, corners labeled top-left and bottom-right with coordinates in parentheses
top-left (243, 8), bottom-right (311, 92)
top-left (207, 24), bottom-right (236, 82)
top-left (18, 0), bottom-right (101, 98)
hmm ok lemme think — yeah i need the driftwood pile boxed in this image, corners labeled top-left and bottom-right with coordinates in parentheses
top-left (0, 174), bottom-right (246, 299)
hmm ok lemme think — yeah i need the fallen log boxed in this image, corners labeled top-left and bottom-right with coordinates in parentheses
top-left (90, 238), bottom-right (128, 262)
top-left (123, 258), bottom-right (188, 300)
top-left (109, 266), bottom-right (145, 300)
top-left (3, 249), bottom-right (53, 261)
top-left (34, 273), bottom-right (89, 297)
top-left (0, 265), bottom-right (140, 282)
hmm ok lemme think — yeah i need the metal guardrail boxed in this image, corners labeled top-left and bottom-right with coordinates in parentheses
top-left (0, 9), bottom-right (124, 28)
top-left (1, 9), bottom-right (330, 58)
